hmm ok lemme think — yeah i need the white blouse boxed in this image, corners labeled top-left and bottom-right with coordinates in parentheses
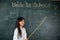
top-left (13, 27), bottom-right (27, 40)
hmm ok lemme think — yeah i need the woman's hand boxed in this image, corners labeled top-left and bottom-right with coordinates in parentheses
top-left (25, 38), bottom-right (28, 40)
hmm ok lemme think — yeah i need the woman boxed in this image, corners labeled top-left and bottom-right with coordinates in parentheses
top-left (13, 17), bottom-right (28, 40)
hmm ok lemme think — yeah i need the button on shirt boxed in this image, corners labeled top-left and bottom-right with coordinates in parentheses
top-left (13, 27), bottom-right (27, 40)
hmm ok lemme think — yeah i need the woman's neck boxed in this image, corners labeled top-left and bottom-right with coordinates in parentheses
top-left (20, 26), bottom-right (23, 29)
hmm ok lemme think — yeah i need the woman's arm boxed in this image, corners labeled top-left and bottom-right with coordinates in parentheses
top-left (13, 28), bottom-right (18, 40)
top-left (24, 28), bottom-right (28, 40)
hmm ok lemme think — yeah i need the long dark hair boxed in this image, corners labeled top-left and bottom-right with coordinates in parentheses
top-left (15, 17), bottom-right (24, 37)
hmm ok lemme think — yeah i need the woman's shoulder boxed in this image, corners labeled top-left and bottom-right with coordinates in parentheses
top-left (14, 28), bottom-right (18, 32)
top-left (23, 27), bottom-right (26, 31)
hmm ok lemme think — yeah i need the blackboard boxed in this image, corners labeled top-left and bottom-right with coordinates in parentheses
top-left (0, 0), bottom-right (60, 40)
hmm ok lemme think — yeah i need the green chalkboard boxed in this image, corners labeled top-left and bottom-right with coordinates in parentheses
top-left (0, 0), bottom-right (60, 40)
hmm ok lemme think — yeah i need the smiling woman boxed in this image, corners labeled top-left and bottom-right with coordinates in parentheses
top-left (13, 17), bottom-right (28, 40)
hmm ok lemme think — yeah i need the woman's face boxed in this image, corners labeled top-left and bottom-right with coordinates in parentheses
top-left (19, 19), bottom-right (25, 27)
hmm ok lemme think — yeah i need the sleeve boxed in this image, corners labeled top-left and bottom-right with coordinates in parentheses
top-left (13, 28), bottom-right (18, 40)
top-left (24, 28), bottom-right (27, 39)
